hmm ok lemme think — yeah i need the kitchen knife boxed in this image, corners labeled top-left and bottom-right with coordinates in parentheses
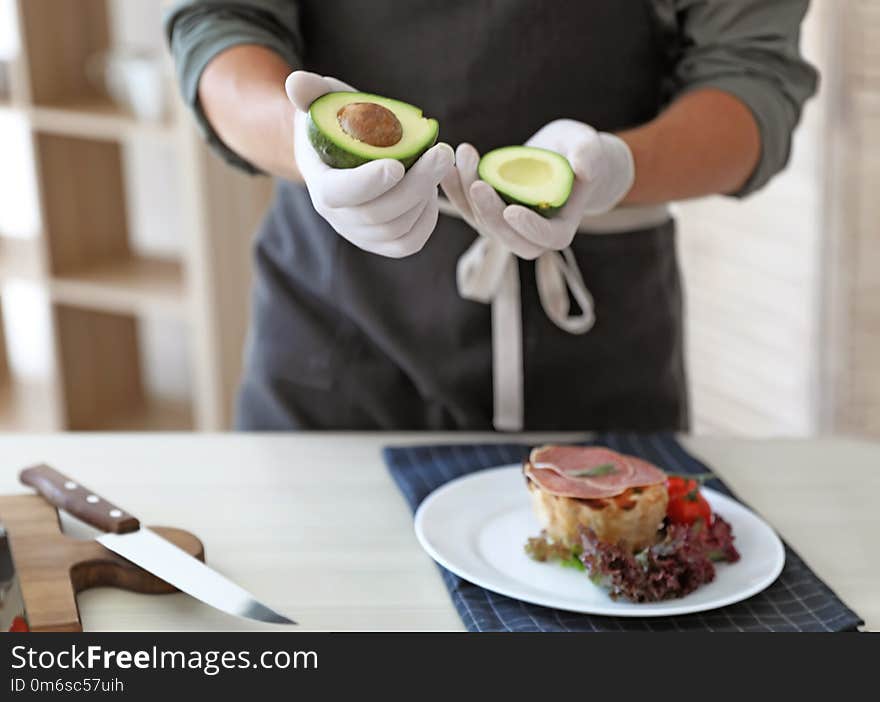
top-left (20, 465), bottom-right (295, 626)
top-left (0, 523), bottom-right (29, 632)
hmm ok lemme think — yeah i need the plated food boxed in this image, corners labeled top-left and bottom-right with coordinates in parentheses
top-left (414, 461), bottom-right (783, 617)
top-left (524, 445), bottom-right (740, 603)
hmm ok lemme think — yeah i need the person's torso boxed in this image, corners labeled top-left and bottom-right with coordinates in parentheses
top-left (244, 1), bottom-right (688, 430)
top-left (294, 0), bottom-right (670, 150)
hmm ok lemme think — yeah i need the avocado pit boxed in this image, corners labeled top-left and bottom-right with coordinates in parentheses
top-left (337, 102), bottom-right (403, 148)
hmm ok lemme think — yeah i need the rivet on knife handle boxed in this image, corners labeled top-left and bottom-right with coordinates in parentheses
top-left (19, 464), bottom-right (140, 534)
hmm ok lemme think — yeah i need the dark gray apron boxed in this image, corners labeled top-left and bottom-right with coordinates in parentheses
top-left (236, 0), bottom-right (689, 431)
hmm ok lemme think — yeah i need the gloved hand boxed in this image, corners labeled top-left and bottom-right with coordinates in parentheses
top-left (286, 71), bottom-right (454, 258)
top-left (441, 119), bottom-right (635, 259)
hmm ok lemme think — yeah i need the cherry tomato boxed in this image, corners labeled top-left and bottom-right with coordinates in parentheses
top-left (666, 480), bottom-right (712, 526)
top-left (667, 476), bottom-right (698, 500)
top-left (8, 615), bottom-right (28, 632)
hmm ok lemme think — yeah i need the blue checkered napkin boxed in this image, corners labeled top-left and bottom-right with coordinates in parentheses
top-left (384, 434), bottom-right (863, 632)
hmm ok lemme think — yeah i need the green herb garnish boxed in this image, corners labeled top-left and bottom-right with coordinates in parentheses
top-left (666, 471), bottom-right (715, 484)
top-left (525, 534), bottom-right (584, 571)
top-left (570, 463), bottom-right (617, 478)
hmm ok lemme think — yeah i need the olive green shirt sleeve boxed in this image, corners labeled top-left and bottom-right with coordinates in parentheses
top-left (656, 0), bottom-right (819, 197)
top-left (165, 0), bottom-right (818, 193)
top-left (164, 0), bottom-right (303, 173)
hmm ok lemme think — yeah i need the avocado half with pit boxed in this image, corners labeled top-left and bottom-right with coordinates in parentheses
top-left (478, 146), bottom-right (574, 217)
top-left (307, 91), bottom-right (438, 170)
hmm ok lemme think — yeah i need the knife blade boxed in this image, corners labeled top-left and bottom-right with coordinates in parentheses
top-left (0, 523), bottom-right (29, 632)
top-left (20, 464), bottom-right (295, 626)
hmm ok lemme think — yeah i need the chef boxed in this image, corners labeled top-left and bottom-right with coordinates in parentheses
top-left (165, 1), bottom-right (817, 431)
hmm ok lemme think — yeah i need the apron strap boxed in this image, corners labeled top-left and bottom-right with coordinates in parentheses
top-left (448, 199), bottom-right (671, 431)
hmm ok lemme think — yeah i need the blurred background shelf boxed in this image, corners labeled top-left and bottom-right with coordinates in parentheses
top-left (49, 256), bottom-right (186, 320)
top-left (0, 58), bottom-right (12, 106)
top-left (0, 381), bottom-right (58, 431)
top-left (52, 304), bottom-right (194, 431)
top-left (0, 0), bottom-right (272, 432)
top-left (0, 237), bottom-right (44, 282)
top-left (93, 397), bottom-right (194, 431)
top-left (28, 101), bottom-right (175, 142)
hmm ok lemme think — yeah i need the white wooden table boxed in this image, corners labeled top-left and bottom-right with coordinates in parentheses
top-left (0, 434), bottom-right (877, 631)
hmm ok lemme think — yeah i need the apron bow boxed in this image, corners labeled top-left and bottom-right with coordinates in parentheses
top-left (446, 200), bottom-right (670, 432)
top-left (457, 235), bottom-right (595, 431)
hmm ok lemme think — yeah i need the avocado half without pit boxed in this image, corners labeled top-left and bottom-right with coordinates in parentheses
top-left (307, 92), bottom-right (439, 170)
top-left (478, 146), bottom-right (574, 217)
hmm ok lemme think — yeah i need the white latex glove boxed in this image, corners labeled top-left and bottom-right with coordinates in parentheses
top-left (441, 119), bottom-right (635, 259)
top-left (286, 70), bottom-right (454, 258)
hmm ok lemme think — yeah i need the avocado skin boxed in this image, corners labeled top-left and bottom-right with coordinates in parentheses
top-left (496, 192), bottom-right (563, 218)
top-left (307, 115), bottom-right (436, 170)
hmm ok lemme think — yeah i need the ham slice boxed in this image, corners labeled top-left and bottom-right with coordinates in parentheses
top-left (525, 445), bottom-right (666, 499)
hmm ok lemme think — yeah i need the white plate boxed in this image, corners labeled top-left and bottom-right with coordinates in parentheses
top-left (414, 465), bottom-right (785, 617)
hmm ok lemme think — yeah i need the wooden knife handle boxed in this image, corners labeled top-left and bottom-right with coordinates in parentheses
top-left (19, 464), bottom-right (140, 534)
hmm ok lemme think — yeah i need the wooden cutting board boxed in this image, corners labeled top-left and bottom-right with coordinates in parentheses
top-left (0, 494), bottom-right (204, 632)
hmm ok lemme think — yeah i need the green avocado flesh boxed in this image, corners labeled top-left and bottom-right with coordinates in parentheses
top-left (478, 146), bottom-right (574, 217)
top-left (307, 91), bottom-right (439, 170)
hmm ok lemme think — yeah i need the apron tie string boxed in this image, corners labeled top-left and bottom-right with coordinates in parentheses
top-left (445, 199), bottom-right (671, 432)
top-left (457, 237), bottom-right (594, 431)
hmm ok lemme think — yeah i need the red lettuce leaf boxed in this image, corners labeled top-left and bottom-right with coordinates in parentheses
top-left (579, 516), bottom-right (739, 602)
top-left (524, 515), bottom-right (740, 603)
